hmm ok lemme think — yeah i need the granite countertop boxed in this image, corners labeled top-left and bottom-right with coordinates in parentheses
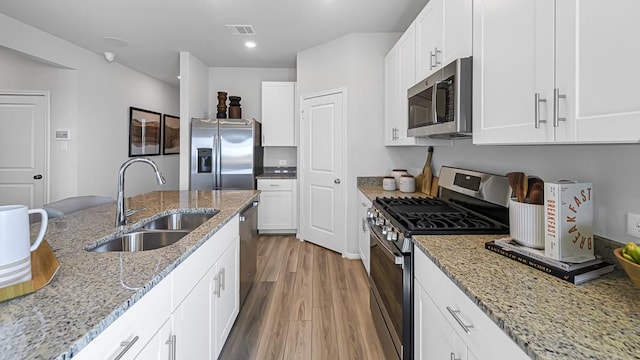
top-left (413, 234), bottom-right (640, 360)
top-left (0, 190), bottom-right (260, 360)
top-left (358, 183), bottom-right (640, 359)
top-left (357, 184), bottom-right (428, 202)
top-left (256, 173), bottom-right (297, 179)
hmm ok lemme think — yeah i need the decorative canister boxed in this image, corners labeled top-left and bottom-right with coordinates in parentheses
top-left (390, 169), bottom-right (408, 184)
top-left (383, 176), bottom-right (397, 191)
top-left (228, 96), bottom-right (242, 119)
top-left (398, 175), bottom-right (416, 193)
top-left (216, 92), bottom-right (228, 119)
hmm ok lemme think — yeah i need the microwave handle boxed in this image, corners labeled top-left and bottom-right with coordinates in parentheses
top-left (432, 81), bottom-right (439, 124)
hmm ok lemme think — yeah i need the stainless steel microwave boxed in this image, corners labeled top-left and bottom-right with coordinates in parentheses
top-left (407, 57), bottom-right (472, 139)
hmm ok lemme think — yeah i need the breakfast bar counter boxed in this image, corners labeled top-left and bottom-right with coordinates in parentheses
top-left (0, 190), bottom-right (259, 360)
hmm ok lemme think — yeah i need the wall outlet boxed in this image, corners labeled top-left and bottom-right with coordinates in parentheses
top-left (626, 212), bottom-right (640, 238)
top-left (278, 160), bottom-right (287, 165)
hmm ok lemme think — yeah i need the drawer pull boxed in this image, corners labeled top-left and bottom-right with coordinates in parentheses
top-left (270, 184), bottom-right (280, 187)
top-left (446, 306), bottom-right (474, 333)
top-left (114, 335), bottom-right (139, 360)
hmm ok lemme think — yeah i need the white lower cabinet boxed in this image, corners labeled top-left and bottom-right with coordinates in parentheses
top-left (75, 215), bottom-right (240, 360)
top-left (414, 248), bottom-right (529, 360)
top-left (257, 179), bottom-right (297, 232)
top-left (357, 191), bottom-right (372, 273)
top-left (415, 282), bottom-right (471, 360)
top-left (211, 237), bottom-right (239, 357)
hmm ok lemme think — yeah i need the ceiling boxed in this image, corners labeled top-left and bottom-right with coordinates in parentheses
top-left (0, 0), bottom-right (429, 86)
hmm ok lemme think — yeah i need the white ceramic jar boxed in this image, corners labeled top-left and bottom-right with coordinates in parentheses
top-left (390, 169), bottom-right (408, 184)
top-left (398, 175), bottom-right (416, 193)
top-left (383, 176), bottom-right (397, 191)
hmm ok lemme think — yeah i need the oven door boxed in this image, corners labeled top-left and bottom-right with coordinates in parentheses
top-left (369, 223), bottom-right (404, 359)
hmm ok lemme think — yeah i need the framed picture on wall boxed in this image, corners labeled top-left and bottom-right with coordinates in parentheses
top-left (163, 114), bottom-right (180, 155)
top-left (129, 107), bottom-right (161, 156)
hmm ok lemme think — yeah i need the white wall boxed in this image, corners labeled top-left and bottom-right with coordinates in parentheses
top-left (208, 67), bottom-right (297, 168)
top-left (179, 52), bottom-right (210, 190)
top-left (394, 139), bottom-right (640, 245)
top-left (0, 46), bottom-right (78, 202)
top-left (297, 33), bottom-right (404, 255)
top-left (0, 14), bottom-right (179, 202)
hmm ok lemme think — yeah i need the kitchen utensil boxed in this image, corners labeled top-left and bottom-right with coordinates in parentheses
top-left (0, 205), bottom-right (48, 288)
top-left (528, 183), bottom-right (544, 205)
top-left (526, 176), bottom-right (544, 200)
top-left (415, 174), bottom-right (424, 192)
top-left (429, 176), bottom-right (439, 197)
top-left (383, 176), bottom-right (397, 191)
top-left (398, 175), bottom-right (416, 193)
top-left (509, 199), bottom-right (545, 249)
top-left (421, 146), bottom-right (434, 194)
top-left (507, 172), bottom-right (527, 203)
top-left (614, 247), bottom-right (640, 288)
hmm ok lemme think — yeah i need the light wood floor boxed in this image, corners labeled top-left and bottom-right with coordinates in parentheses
top-left (219, 235), bottom-right (385, 360)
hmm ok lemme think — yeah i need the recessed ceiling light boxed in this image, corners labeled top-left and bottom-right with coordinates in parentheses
top-left (245, 41), bottom-right (256, 48)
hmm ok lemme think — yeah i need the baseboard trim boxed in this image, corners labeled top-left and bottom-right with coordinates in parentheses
top-left (342, 252), bottom-right (361, 260)
top-left (258, 229), bottom-right (297, 235)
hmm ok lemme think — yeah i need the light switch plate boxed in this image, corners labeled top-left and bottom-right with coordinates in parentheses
top-left (55, 129), bottom-right (71, 140)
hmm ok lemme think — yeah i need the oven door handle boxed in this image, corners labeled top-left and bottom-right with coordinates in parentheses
top-left (370, 221), bottom-right (403, 266)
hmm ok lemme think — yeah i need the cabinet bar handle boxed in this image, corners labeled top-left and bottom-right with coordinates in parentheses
top-left (553, 88), bottom-right (566, 127)
top-left (446, 306), bottom-right (474, 333)
top-left (213, 273), bottom-right (220, 297)
top-left (429, 51), bottom-right (436, 70)
top-left (270, 184), bottom-right (280, 187)
top-left (534, 93), bottom-right (547, 128)
top-left (114, 335), bottom-right (139, 360)
top-left (220, 268), bottom-right (226, 291)
top-left (434, 48), bottom-right (441, 66)
top-left (166, 334), bottom-right (176, 360)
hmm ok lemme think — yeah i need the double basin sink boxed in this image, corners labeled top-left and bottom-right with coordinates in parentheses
top-left (88, 211), bottom-right (218, 252)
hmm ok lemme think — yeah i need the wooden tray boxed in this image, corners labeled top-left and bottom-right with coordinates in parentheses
top-left (0, 240), bottom-right (60, 302)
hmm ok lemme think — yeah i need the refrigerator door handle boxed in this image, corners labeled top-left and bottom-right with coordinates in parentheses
top-left (212, 133), bottom-right (219, 189)
top-left (216, 133), bottom-right (222, 189)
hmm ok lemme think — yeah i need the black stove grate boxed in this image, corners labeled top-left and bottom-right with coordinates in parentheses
top-left (375, 196), bottom-right (508, 235)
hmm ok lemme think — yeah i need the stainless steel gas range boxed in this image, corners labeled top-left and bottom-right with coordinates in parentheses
top-left (367, 166), bottom-right (512, 359)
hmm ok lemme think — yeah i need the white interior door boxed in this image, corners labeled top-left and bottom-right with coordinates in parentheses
top-left (301, 90), bottom-right (345, 254)
top-left (0, 94), bottom-right (47, 208)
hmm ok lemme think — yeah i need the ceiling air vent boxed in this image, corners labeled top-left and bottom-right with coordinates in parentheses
top-left (225, 25), bottom-right (255, 35)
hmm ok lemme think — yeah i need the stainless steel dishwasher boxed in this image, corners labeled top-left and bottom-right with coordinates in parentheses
top-left (239, 198), bottom-right (258, 308)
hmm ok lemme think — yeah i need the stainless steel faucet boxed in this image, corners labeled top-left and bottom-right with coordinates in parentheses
top-left (115, 157), bottom-right (166, 227)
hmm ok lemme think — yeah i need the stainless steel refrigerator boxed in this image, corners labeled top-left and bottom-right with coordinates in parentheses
top-left (190, 118), bottom-right (263, 190)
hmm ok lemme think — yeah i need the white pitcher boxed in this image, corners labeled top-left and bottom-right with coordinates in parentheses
top-left (0, 205), bottom-right (48, 288)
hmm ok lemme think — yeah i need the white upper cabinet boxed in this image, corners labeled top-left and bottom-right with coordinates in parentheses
top-left (556, 1), bottom-right (640, 143)
top-left (474, 0), bottom-right (640, 145)
top-left (416, 0), bottom-right (471, 81)
top-left (385, 23), bottom-right (450, 146)
top-left (261, 81), bottom-right (296, 146)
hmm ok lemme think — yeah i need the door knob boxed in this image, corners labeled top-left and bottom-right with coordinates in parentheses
top-left (334, 178), bottom-right (341, 184)
top-left (33, 174), bottom-right (43, 180)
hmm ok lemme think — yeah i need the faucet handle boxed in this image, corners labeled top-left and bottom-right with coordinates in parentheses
top-left (125, 208), bottom-right (145, 217)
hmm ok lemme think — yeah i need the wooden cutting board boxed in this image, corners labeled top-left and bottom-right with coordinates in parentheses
top-left (430, 176), bottom-right (439, 197)
top-left (421, 146), bottom-right (434, 194)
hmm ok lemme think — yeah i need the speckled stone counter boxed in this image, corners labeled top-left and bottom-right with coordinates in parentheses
top-left (256, 173), bottom-right (297, 179)
top-left (0, 190), bottom-right (259, 360)
top-left (358, 183), bottom-right (640, 359)
top-left (357, 184), bottom-right (428, 202)
top-left (413, 234), bottom-right (640, 360)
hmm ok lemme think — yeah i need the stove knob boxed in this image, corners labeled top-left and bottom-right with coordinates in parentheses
top-left (391, 231), bottom-right (398, 241)
top-left (382, 226), bottom-right (388, 235)
top-left (386, 229), bottom-right (394, 241)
